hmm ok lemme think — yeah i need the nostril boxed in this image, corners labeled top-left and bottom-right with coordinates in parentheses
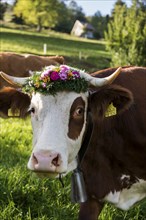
top-left (30, 151), bottom-right (61, 171)
top-left (32, 153), bottom-right (38, 166)
top-left (52, 154), bottom-right (60, 167)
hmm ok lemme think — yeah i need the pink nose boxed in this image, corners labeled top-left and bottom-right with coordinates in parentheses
top-left (32, 150), bottom-right (61, 172)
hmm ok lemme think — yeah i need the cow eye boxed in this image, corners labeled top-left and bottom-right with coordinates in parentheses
top-left (74, 107), bottom-right (84, 117)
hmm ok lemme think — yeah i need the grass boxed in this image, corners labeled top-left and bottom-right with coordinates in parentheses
top-left (0, 27), bottom-right (146, 219)
top-left (0, 26), bottom-right (110, 72)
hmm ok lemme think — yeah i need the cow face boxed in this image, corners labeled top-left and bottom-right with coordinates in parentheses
top-left (27, 91), bottom-right (89, 178)
top-left (0, 65), bottom-right (121, 178)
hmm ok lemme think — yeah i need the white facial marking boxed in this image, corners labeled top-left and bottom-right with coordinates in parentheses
top-left (103, 178), bottom-right (146, 210)
top-left (27, 91), bottom-right (88, 176)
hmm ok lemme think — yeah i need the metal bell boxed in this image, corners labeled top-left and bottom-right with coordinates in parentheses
top-left (71, 168), bottom-right (87, 203)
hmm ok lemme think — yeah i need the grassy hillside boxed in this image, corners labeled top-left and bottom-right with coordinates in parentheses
top-left (0, 27), bottom-right (146, 219)
top-left (0, 27), bottom-right (110, 72)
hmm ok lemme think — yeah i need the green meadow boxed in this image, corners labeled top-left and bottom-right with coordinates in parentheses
top-left (0, 27), bottom-right (110, 72)
top-left (0, 27), bottom-right (146, 219)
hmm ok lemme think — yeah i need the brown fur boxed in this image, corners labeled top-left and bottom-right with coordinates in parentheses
top-left (68, 97), bottom-right (85, 140)
top-left (0, 87), bottom-right (30, 118)
top-left (0, 52), bottom-right (64, 88)
top-left (79, 66), bottom-right (146, 219)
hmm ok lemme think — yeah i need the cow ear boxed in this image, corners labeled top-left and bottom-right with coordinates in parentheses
top-left (89, 85), bottom-right (134, 119)
top-left (0, 87), bottom-right (31, 118)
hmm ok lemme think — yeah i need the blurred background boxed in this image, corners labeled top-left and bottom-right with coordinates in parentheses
top-left (1, 0), bottom-right (146, 70)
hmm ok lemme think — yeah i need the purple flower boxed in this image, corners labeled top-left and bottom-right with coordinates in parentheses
top-left (50, 71), bottom-right (60, 81)
top-left (72, 71), bottom-right (80, 78)
top-left (60, 65), bottom-right (70, 72)
top-left (59, 72), bottom-right (67, 80)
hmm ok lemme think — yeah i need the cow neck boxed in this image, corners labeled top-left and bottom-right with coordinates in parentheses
top-left (78, 110), bottom-right (93, 164)
top-left (70, 110), bottom-right (93, 203)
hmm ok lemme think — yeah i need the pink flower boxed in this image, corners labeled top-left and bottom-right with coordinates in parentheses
top-left (50, 71), bottom-right (60, 81)
top-left (41, 70), bottom-right (50, 78)
top-left (42, 82), bottom-right (46, 88)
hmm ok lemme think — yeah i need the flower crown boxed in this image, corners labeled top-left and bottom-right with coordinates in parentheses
top-left (23, 65), bottom-right (88, 95)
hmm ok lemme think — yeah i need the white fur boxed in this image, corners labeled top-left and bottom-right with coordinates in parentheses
top-left (103, 178), bottom-right (146, 210)
top-left (27, 91), bottom-right (88, 175)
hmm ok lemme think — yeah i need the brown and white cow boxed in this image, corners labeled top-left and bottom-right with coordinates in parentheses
top-left (0, 52), bottom-right (64, 89)
top-left (0, 66), bottom-right (146, 220)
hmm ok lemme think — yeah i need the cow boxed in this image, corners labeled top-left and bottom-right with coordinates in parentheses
top-left (0, 65), bottom-right (146, 220)
top-left (0, 52), bottom-right (64, 89)
top-left (0, 52), bottom-right (64, 118)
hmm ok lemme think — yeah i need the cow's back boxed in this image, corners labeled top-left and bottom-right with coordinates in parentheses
top-left (0, 52), bottom-right (64, 88)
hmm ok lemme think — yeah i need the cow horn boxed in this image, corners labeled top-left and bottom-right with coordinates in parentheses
top-left (0, 71), bottom-right (29, 87)
top-left (80, 67), bottom-right (122, 87)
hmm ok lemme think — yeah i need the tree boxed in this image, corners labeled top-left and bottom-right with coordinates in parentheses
top-left (90, 11), bottom-right (109, 39)
top-left (14, 0), bottom-right (59, 31)
top-left (68, 0), bottom-right (86, 23)
top-left (111, 0), bottom-right (126, 16)
top-left (53, 1), bottom-right (73, 33)
top-left (105, 0), bottom-right (146, 66)
top-left (54, 0), bottom-right (86, 33)
top-left (0, 1), bottom-right (8, 20)
top-left (11, 0), bottom-right (24, 24)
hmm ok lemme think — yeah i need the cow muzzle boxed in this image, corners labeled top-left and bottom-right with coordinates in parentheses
top-left (28, 150), bottom-right (63, 178)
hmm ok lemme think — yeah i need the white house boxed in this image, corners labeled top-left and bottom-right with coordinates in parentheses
top-left (71, 20), bottom-right (95, 39)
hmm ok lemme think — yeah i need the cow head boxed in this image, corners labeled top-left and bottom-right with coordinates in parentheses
top-left (1, 65), bottom-right (133, 178)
